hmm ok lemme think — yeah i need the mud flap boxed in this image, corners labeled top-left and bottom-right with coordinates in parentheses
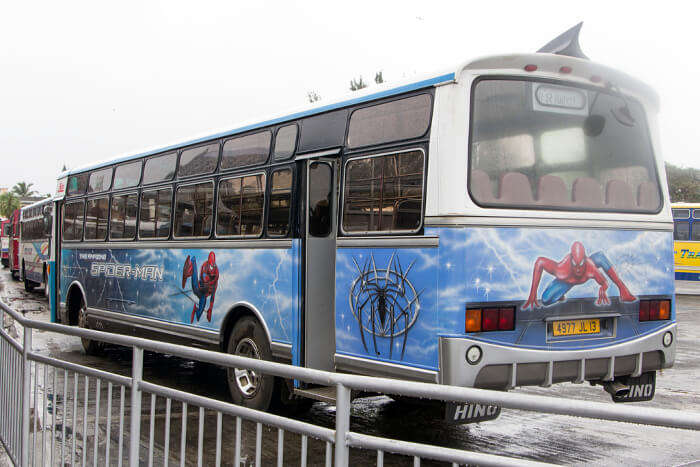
top-left (445, 402), bottom-right (501, 424)
top-left (612, 371), bottom-right (656, 403)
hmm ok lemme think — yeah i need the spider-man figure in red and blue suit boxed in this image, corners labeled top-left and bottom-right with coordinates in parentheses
top-left (523, 241), bottom-right (636, 310)
top-left (182, 252), bottom-right (219, 323)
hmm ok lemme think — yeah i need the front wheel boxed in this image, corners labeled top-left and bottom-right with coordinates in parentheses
top-left (226, 316), bottom-right (275, 411)
top-left (79, 303), bottom-right (102, 355)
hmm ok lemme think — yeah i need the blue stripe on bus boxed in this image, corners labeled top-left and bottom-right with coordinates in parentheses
top-left (675, 271), bottom-right (700, 281)
top-left (62, 72), bottom-right (456, 177)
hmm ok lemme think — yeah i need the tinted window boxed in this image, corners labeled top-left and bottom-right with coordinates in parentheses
top-left (113, 161), bottom-right (142, 190)
top-left (347, 94), bottom-right (432, 148)
top-left (178, 143), bottom-right (219, 177)
top-left (67, 173), bottom-right (88, 196)
top-left (470, 80), bottom-right (660, 213)
top-left (674, 221), bottom-right (690, 241)
top-left (63, 200), bottom-right (85, 241)
top-left (309, 162), bottom-right (332, 237)
top-left (693, 225), bottom-right (700, 242)
top-left (174, 182), bottom-right (214, 238)
top-left (110, 193), bottom-right (138, 240)
top-left (299, 109), bottom-right (348, 153)
top-left (88, 168), bottom-right (113, 193)
top-left (694, 210), bottom-right (700, 220)
top-left (221, 132), bottom-right (271, 170)
top-left (673, 209), bottom-right (690, 219)
top-left (140, 188), bottom-right (172, 239)
top-left (267, 169), bottom-right (293, 236)
top-left (217, 174), bottom-right (265, 237)
top-left (143, 153), bottom-right (177, 185)
top-left (85, 198), bottom-right (109, 240)
top-left (273, 125), bottom-right (297, 160)
top-left (343, 150), bottom-right (424, 233)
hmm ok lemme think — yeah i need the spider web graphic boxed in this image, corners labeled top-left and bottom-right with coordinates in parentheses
top-left (349, 252), bottom-right (422, 359)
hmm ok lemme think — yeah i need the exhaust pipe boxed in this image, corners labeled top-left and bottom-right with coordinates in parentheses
top-left (604, 380), bottom-right (630, 398)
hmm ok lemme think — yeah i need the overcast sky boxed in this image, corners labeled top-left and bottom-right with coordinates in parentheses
top-left (1, 0), bottom-right (698, 195)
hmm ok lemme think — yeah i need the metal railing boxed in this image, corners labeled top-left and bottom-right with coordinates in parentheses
top-left (1, 298), bottom-right (699, 467)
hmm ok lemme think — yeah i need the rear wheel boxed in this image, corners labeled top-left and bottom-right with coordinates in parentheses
top-left (226, 316), bottom-right (275, 411)
top-left (23, 265), bottom-right (34, 292)
top-left (78, 302), bottom-right (102, 355)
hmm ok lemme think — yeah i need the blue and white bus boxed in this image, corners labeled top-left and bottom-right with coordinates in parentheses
top-left (20, 198), bottom-right (54, 295)
top-left (53, 25), bottom-right (676, 415)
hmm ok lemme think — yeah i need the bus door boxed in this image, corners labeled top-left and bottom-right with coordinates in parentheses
top-left (302, 158), bottom-right (338, 372)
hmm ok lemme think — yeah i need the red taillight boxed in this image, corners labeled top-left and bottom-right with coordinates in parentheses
top-left (482, 309), bottom-right (499, 331)
top-left (465, 306), bottom-right (516, 332)
top-left (524, 64), bottom-right (538, 72)
top-left (639, 299), bottom-right (671, 322)
top-left (498, 307), bottom-right (515, 331)
top-left (639, 300), bottom-right (650, 321)
top-left (559, 66), bottom-right (572, 74)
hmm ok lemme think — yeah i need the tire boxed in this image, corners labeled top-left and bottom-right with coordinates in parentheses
top-left (226, 316), bottom-right (275, 411)
top-left (23, 266), bottom-right (34, 292)
top-left (78, 302), bottom-right (102, 355)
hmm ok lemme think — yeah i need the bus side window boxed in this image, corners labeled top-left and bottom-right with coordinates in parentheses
top-left (309, 162), bottom-right (332, 237)
top-left (674, 221), bottom-right (690, 241)
top-left (267, 169), bottom-right (292, 236)
top-left (63, 200), bottom-right (85, 241)
top-left (140, 188), bottom-right (172, 239)
top-left (342, 150), bottom-right (424, 234)
top-left (85, 198), bottom-right (109, 240)
top-left (174, 182), bottom-right (214, 238)
top-left (110, 193), bottom-right (138, 240)
top-left (217, 173), bottom-right (266, 237)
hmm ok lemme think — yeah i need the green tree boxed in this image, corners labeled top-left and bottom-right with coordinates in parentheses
top-left (11, 181), bottom-right (37, 197)
top-left (349, 76), bottom-right (367, 91)
top-left (0, 192), bottom-right (20, 218)
top-left (665, 162), bottom-right (700, 202)
top-left (307, 91), bottom-right (321, 103)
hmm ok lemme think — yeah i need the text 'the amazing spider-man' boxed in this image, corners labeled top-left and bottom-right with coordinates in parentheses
top-left (182, 252), bottom-right (219, 322)
top-left (522, 241), bottom-right (636, 310)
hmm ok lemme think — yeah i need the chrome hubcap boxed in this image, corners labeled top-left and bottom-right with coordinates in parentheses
top-left (232, 338), bottom-right (261, 397)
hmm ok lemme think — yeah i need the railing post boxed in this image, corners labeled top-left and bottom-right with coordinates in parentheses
top-left (21, 326), bottom-right (32, 467)
top-left (129, 346), bottom-right (144, 467)
top-left (334, 383), bottom-right (351, 467)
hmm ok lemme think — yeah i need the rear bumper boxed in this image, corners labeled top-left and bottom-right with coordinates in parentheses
top-left (439, 323), bottom-right (676, 390)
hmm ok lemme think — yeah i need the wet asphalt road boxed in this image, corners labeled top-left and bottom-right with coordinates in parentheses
top-left (1, 270), bottom-right (699, 466)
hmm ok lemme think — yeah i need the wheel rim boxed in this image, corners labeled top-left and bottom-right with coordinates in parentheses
top-left (231, 337), bottom-right (261, 398)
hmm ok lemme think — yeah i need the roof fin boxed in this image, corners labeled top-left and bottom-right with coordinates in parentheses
top-left (537, 22), bottom-right (588, 60)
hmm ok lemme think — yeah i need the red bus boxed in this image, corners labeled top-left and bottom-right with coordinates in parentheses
top-left (1, 219), bottom-right (9, 267)
top-left (8, 209), bottom-right (21, 280)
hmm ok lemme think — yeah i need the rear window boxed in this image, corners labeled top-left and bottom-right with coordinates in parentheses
top-left (469, 79), bottom-right (661, 213)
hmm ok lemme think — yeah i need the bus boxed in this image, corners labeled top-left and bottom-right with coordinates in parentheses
top-left (8, 209), bottom-right (21, 280)
top-left (52, 24), bottom-right (676, 416)
top-left (672, 202), bottom-right (700, 283)
top-left (19, 198), bottom-right (54, 294)
top-left (1, 219), bottom-right (9, 267)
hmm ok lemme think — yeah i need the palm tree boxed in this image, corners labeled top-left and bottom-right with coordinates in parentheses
top-left (0, 192), bottom-right (20, 218)
top-left (11, 181), bottom-right (37, 197)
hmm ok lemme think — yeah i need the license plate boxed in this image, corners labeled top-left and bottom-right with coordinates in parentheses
top-left (552, 318), bottom-right (600, 336)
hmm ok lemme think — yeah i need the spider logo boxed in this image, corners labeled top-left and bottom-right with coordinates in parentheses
top-left (349, 252), bottom-right (422, 359)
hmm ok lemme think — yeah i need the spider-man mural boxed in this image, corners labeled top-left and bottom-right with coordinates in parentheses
top-left (523, 241), bottom-right (636, 310)
top-left (182, 252), bottom-right (219, 323)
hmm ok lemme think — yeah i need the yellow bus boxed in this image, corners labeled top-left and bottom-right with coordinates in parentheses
top-left (672, 202), bottom-right (700, 282)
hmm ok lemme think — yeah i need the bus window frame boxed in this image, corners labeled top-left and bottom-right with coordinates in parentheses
top-left (177, 141), bottom-right (222, 179)
top-left (272, 124), bottom-right (298, 161)
top-left (137, 184), bottom-right (174, 241)
top-left (84, 196), bottom-right (110, 241)
top-left (673, 208), bottom-right (691, 219)
top-left (215, 171), bottom-right (267, 239)
top-left (466, 75), bottom-right (665, 215)
top-left (339, 147), bottom-right (427, 237)
top-left (220, 130), bottom-right (272, 172)
top-left (142, 152), bottom-right (178, 186)
top-left (109, 190), bottom-right (140, 242)
top-left (173, 180), bottom-right (215, 240)
top-left (113, 160), bottom-right (143, 191)
top-left (62, 199), bottom-right (86, 242)
top-left (265, 165), bottom-right (296, 238)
